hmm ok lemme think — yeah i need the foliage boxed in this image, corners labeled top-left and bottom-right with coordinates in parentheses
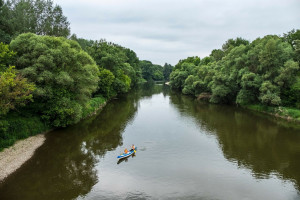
top-left (0, 111), bottom-right (49, 151)
top-left (169, 31), bottom-right (300, 108)
top-left (283, 29), bottom-right (300, 49)
top-left (82, 95), bottom-right (106, 119)
top-left (163, 63), bottom-right (174, 81)
top-left (222, 37), bottom-right (250, 54)
top-left (0, 0), bottom-right (70, 43)
top-left (0, 43), bottom-right (34, 115)
top-left (10, 33), bottom-right (99, 127)
top-left (139, 60), bottom-right (164, 81)
top-left (0, 66), bottom-right (35, 115)
top-left (97, 68), bottom-right (115, 98)
top-left (210, 49), bottom-right (225, 61)
top-left (86, 39), bottom-right (142, 94)
top-left (0, 42), bottom-right (15, 70)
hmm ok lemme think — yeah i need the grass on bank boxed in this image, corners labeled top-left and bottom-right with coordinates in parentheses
top-left (245, 104), bottom-right (300, 121)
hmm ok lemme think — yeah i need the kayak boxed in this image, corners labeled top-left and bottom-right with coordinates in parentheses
top-left (117, 147), bottom-right (137, 159)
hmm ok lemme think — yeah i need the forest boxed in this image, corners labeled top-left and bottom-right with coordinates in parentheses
top-left (0, 0), bottom-right (172, 150)
top-left (170, 31), bottom-right (300, 119)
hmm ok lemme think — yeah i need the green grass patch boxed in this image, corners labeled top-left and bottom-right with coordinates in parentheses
top-left (0, 112), bottom-right (50, 151)
top-left (82, 95), bottom-right (107, 119)
top-left (244, 104), bottom-right (300, 121)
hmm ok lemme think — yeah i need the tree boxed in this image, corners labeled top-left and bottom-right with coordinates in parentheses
top-left (0, 42), bottom-right (15, 70)
top-left (10, 33), bottom-right (99, 127)
top-left (210, 49), bottom-right (225, 61)
top-left (70, 34), bottom-right (94, 52)
top-left (0, 0), bottom-right (12, 43)
top-left (0, 43), bottom-right (35, 114)
top-left (163, 63), bottom-right (173, 81)
top-left (0, 66), bottom-right (35, 115)
top-left (259, 81), bottom-right (281, 106)
top-left (283, 29), bottom-right (300, 49)
top-left (87, 40), bottom-right (142, 93)
top-left (170, 62), bottom-right (195, 90)
top-left (97, 68), bottom-right (115, 98)
top-left (1, 0), bottom-right (70, 43)
top-left (140, 60), bottom-right (154, 81)
top-left (236, 72), bottom-right (262, 105)
top-left (222, 37), bottom-right (249, 54)
top-left (182, 75), bottom-right (199, 95)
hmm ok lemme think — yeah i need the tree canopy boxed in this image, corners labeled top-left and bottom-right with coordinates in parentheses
top-left (0, 0), bottom-right (70, 43)
top-left (0, 42), bottom-right (35, 115)
top-left (170, 32), bottom-right (300, 108)
top-left (10, 33), bottom-right (99, 126)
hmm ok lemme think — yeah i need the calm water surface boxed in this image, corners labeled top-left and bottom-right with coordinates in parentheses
top-left (1, 84), bottom-right (300, 200)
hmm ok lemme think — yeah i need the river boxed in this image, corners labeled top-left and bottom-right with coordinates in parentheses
top-left (0, 83), bottom-right (300, 200)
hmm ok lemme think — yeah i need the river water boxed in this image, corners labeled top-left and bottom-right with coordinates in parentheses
top-left (1, 83), bottom-right (300, 200)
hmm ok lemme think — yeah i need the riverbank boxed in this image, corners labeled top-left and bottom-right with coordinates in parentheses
top-left (243, 104), bottom-right (300, 123)
top-left (0, 96), bottom-right (108, 181)
top-left (195, 94), bottom-right (300, 123)
top-left (0, 133), bottom-right (46, 182)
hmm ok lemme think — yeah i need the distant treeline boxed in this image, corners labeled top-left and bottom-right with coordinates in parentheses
top-left (0, 0), bottom-right (173, 150)
top-left (170, 30), bottom-right (300, 109)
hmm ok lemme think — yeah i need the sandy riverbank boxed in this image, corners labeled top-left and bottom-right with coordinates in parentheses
top-left (0, 133), bottom-right (46, 182)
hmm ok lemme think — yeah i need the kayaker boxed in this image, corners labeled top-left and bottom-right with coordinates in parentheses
top-left (124, 148), bottom-right (129, 154)
top-left (131, 144), bottom-right (135, 150)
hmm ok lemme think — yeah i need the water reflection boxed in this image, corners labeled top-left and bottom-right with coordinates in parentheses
top-left (117, 154), bottom-right (137, 165)
top-left (0, 83), bottom-right (299, 200)
top-left (0, 85), bottom-right (149, 199)
top-left (169, 92), bottom-right (300, 190)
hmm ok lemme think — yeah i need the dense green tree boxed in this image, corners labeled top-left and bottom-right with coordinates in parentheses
top-left (87, 40), bottom-right (142, 93)
top-left (70, 34), bottom-right (94, 52)
top-left (0, 43), bottom-right (35, 114)
top-left (97, 68), bottom-right (115, 98)
top-left (163, 63), bottom-right (173, 81)
top-left (0, 66), bottom-right (35, 115)
top-left (139, 60), bottom-right (163, 81)
top-left (174, 56), bottom-right (200, 70)
top-left (283, 29), bottom-right (300, 49)
top-left (182, 75), bottom-right (199, 95)
top-left (222, 37), bottom-right (250, 54)
top-left (0, 0), bottom-right (70, 43)
top-left (170, 32), bottom-right (300, 107)
top-left (236, 71), bottom-right (262, 105)
top-left (140, 60), bottom-right (154, 81)
top-left (259, 81), bottom-right (281, 106)
top-left (210, 49), bottom-right (225, 61)
top-left (170, 62), bottom-right (195, 90)
top-left (0, 42), bottom-right (15, 70)
top-left (10, 33), bottom-right (99, 127)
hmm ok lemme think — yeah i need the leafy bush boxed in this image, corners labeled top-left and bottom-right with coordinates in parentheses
top-left (82, 96), bottom-right (106, 119)
top-left (0, 112), bottom-right (49, 151)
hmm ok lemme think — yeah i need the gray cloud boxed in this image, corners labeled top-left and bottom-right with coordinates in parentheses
top-left (54, 0), bottom-right (300, 65)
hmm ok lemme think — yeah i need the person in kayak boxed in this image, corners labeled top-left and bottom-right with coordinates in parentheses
top-left (131, 144), bottom-right (135, 150)
top-left (124, 148), bottom-right (129, 154)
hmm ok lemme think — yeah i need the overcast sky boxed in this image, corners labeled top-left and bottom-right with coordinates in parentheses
top-left (53, 0), bottom-right (300, 65)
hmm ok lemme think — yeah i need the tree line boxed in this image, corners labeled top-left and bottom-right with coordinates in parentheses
top-left (0, 0), bottom-right (173, 149)
top-left (170, 30), bottom-right (300, 109)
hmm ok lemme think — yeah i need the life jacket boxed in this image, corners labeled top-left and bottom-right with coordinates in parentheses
top-left (124, 149), bottom-right (128, 154)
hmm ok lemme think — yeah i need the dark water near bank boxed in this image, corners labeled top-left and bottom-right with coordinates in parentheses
top-left (1, 84), bottom-right (300, 200)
